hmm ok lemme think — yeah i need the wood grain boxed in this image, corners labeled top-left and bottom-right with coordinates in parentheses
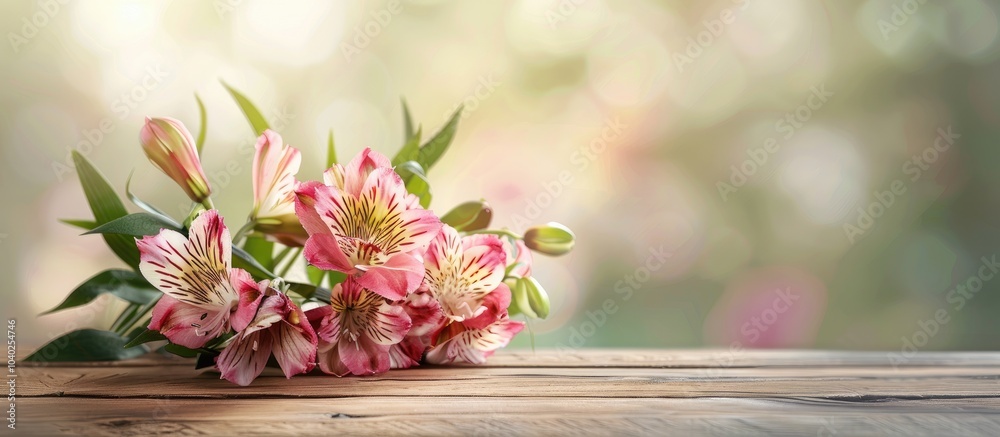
top-left (14, 349), bottom-right (1000, 436)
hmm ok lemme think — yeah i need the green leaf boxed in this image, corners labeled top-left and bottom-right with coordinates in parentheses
top-left (221, 81), bottom-right (270, 136)
top-left (417, 105), bottom-right (463, 172)
top-left (125, 172), bottom-right (181, 228)
top-left (395, 161), bottom-right (432, 208)
top-left (233, 246), bottom-right (277, 280)
top-left (402, 98), bottom-right (415, 141)
top-left (392, 126), bottom-right (422, 167)
top-left (123, 329), bottom-right (167, 349)
top-left (287, 282), bottom-right (320, 300)
top-left (73, 151), bottom-right (140, 269)
top-left (163, 343), bottom-right (199, 358)
top-left (60, 218), bottom-right (97, 230)
top-left (243, 236), bottom-right (275, 270)
top-left (42, 269), bottom-right (160, 315)
top-left (24, 329), bottom-right (149, 362)
top-left (326, 130), bottom-right (338, 168)
top-left (327, 271), bottom-right (347, 289)
top-left (195, 352), bottom-right (217, 369)
top-left (306, 265), bottom-right (326, 287)
top-left (195, 94), bottom-right (207, 153)
top-left (85, 213), bottom-right (182, 237)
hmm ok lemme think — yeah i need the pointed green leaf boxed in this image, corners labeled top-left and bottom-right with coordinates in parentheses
top-left (42, 269), bottom-right (160, 315)
top-left (85, 213), bottom-right (182, 237)
top-left (123, 329), bottom-right (167, 349)
top-left (394, 161), bottom-right (432, 208)
top-left (195, 94), bottom-right (208, 153)
top-left (24, 329), bottom-right (149, 362)
top-left (221, 81), bottom-right (270, 136)
top-left (392, 126), bottom-right (422, 167)
top-left (402, 98), bottom-right (415, 141)
top-left (417, 105), bottom-right (463, 171)
top-left (60, 218), bottom-right (98, 230)
top-left (326, 129), bottom-right (338, 167)
top-left (233, 246), bottom-right (277, 280)
top-left (72, 151), bottom-right (140, 269)
top-left (243, 236), bottom-right (275, 270)
top-left (163, 343), bottom-right (200, 358)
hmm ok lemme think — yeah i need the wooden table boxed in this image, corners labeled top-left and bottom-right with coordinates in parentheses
top-left (14, 349), bottom-right (1000, 435)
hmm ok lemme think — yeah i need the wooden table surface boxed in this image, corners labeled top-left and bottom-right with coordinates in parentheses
top-left (14, 348), bottom-right (1000, 436)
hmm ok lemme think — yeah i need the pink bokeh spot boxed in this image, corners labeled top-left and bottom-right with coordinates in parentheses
top-left (703, 266), bottom-right (827, 348)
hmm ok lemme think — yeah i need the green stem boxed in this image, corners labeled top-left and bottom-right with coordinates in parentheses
top-left (276, 247), bottom-right (303, 277)
top-left (232, 219), bottom-right (256, 245)
top-left (201, 197), bottom-right (215, 210)
top-left (466, 229), bottom-right (521, 239)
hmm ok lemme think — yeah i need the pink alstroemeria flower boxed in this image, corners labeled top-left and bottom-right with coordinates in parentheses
top-left (140, 117), bottom-right (212, 204)
top-left (250, 129), bottom-right (308, 246)
top-left (295, 148), bottom-right (442, 300)
top-left (423, 225), bottom-right (507, 322)
top-left (425, 286), bottom-right (524, 365)
top-left (307, 277), bottom-right (412, 376)
top-left (137, 210), bottom-right (261, 349)
top-left (216, 284), bottom-right (318, 386)
top-left (389, 290), bottom-right (445, 369)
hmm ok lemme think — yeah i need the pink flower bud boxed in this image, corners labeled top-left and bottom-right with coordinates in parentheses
top-left (140, 117), bottom-right (211, 203)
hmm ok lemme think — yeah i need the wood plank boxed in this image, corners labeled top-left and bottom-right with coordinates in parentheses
top-left (15, 397), bottom-right (1000, 436)
top-left (20, 348), bottom-right (1000, 368)
top-left (17, 364), bottom-right (1000, 399)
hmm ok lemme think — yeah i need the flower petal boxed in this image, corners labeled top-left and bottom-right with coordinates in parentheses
top-left (402, 290), bottom-right (446, 337)
top-left (148, 295), bottom-right (227, 349)
top-left (272, 319), bottom-right (318, 378)
top-left (217, 330), bottom-right (273, 386)
top-left (251, 129), bottom-right (301, 220)
top-left (338, 336), bottom-right (390, 376)
top-left (355, 252), bottom-right (425, 300)
top-left (137, 210), bottom-right (237, 309)
top-left (462, 283), bottom-right (511, 330)
top-left (229, 269), bottom-right (265, 333)
top-left (426, 314), bottom-right (524, 365)
top-left (389, 336), bottom-right (426, 370)
top-left (316, 340), bottom-right (352, 377)
top-left (343, 147), bottom-right (392, 197)
top-left (303, 233), bottom-right (356, 273)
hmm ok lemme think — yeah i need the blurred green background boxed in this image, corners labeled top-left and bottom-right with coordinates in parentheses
top-left (3, 0), bottom-right (1000, 352)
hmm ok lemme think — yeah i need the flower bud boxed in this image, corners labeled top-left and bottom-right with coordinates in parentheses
top-left (523, 222), bottom-right (575, 256)
top-left (441, 200), bottom-right (492, 232)
top-left (140, 117), bottom-right (211, 203)
top-left (507, 276), bottom-right (550, 319)
top-left (523, 276), bottom-right (550, 319)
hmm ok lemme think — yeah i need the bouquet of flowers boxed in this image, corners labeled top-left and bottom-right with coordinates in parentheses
top-left (27, 84), bottom-right (574, 386)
